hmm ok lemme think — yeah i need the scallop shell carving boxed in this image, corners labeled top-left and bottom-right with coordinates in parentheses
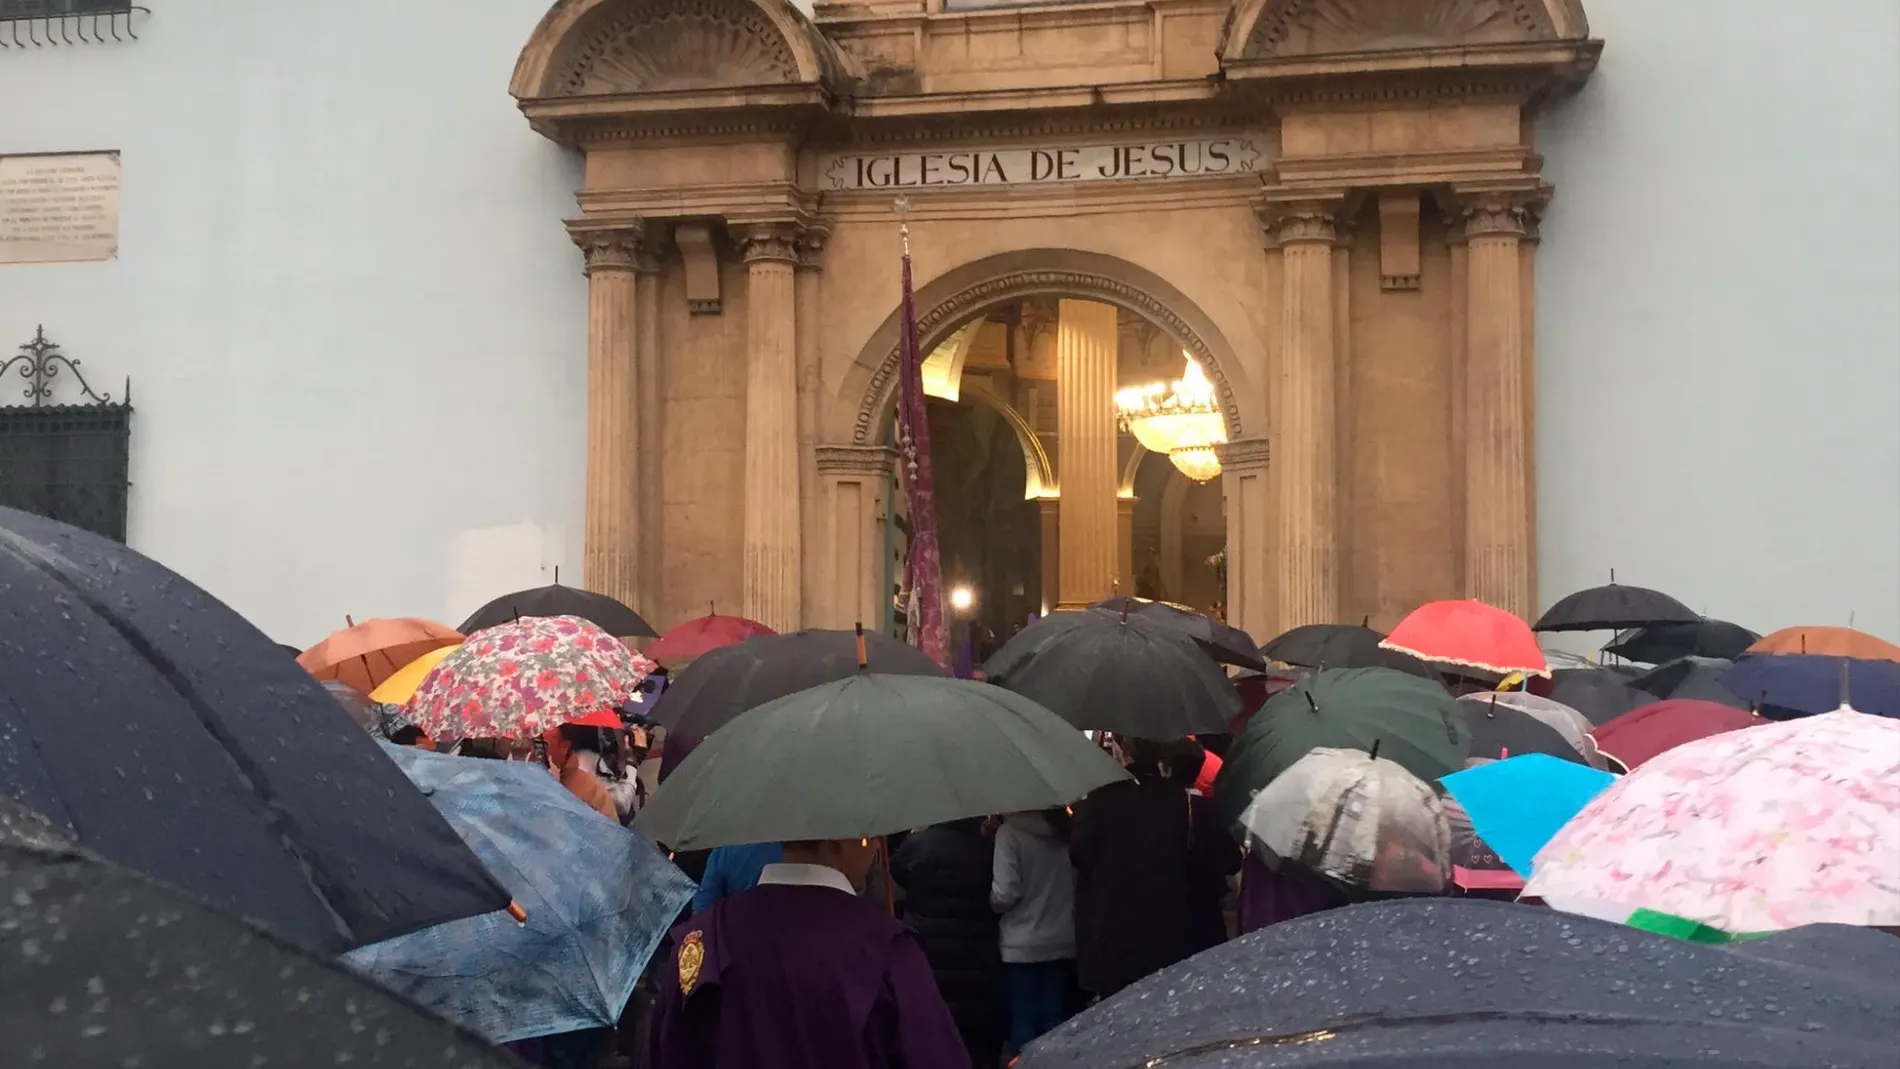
top-left (559, 0), bottom-right (800, 95)
top-left (1247, 0), bottom-right (1555, 58)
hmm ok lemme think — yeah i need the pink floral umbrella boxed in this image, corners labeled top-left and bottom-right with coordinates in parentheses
top-left (1525, 707), bottom-right (1900, 933)
top-left (405, 615), bottom-right (656, 739)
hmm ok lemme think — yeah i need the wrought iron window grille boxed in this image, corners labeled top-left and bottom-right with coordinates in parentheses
top-left (0, 1), bottom-right (148, 47)
top-left (0, 326), bottom-right (133, 542)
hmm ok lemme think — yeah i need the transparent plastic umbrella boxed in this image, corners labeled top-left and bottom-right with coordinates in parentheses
top-left (1237, 747), bottom-right (1451, 894)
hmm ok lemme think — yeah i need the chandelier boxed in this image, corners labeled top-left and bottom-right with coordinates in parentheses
top-left (1115, 354), bottom-right (1227, 482)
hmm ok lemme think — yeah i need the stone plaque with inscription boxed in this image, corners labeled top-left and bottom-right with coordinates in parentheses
top-left (820, 137), bottom-right (1263, 191)
top-left (0, 151), bottom-right (122, 266)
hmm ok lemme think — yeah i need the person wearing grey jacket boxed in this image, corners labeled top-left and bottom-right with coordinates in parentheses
top-left (990, 810), bottom-right (1077, 1052)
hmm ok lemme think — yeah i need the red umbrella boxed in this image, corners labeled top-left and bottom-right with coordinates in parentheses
top-left (646, 611), bottom-right (776, 664)
top-left (1590, 699), bottom-right (1763, 771)
top-left (1380, 599), bottom-right (1549, 678)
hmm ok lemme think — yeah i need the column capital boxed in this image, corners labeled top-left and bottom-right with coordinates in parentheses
top-left (737, 221), bottom-right (806, 266)
top-left (815, 444), bottom-right (895, 478)
top-left (1217, 437), bottom-right (1271, 473)
top-left (632, 225), bottom-right (668, 274)
top-left (1453, 189), bottom-right (1548, 242)
top-left (569, 221), bottom-right (647, 275)
top-left (1256, 197), bottom-right (1347, 249)
top-left (797, 222), bottom-right (831, 271)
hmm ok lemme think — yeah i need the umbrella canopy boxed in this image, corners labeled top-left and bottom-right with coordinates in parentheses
top-left (638, 674), bottom-right (1126, 851)
top-left (985, 610), bottom-right (1241, 738)
top-left (369, 643), bottom-right (460, 704)
top-left (1624, 655), bottom-right (1747, 707)
top-left (297, 616), bottom-right (462, 694)
top-left (1532, 582), bottom-right (1699, 632)
top-left (645, 611), bottom-right (776, 664)
top-left (1719, 653), bottom-right (1900, 717)
top-left (1547, 666), bottom-right (1653, 725)
top-left (1238, 747), bottom-right (1451, 893)
top-left (1380, 599), bottom-right (1548, 678)
top-left (1746, 625), bottom-right (1900, 661)
top-left (459, 578), bottom-right (657, 639)
top-left (1527, 709), bottom-right (1900, 933)
top-left (1607, 618), bottom-right (1759, 662)
top-left (1439, 754), bottom-right (1616, 878)
top-left (343, 745), bottom-right (694, 1044)
top-left (652, 628), bottom-right (945, 740)
top-left (320, 678), bottom-right (380, 732)
top-left (405, 615), bottom-right (657, 739)
top-left (1454, 696), bottom-right (1592, 765)
top-left (1258, 622), bottom-right (1434, 678)
top-left (1088, 596), bottom-right (1265, 671)
top-left (1213, 669), bottom-right (1471, 830)
top-left (1590, 699), bottom-right (1764, 770)
top-left (1455, 691), bottom-right (1600, 763)
top-left (0, 798), bottom-right (520, 1069)
top-left (1017, 898), bottom-right (1900, 1069)
top-left (0, 505), bottom-right (509, 955)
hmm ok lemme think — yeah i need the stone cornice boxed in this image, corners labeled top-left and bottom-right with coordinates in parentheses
top-left (815, 444), bottom-right (896, 477)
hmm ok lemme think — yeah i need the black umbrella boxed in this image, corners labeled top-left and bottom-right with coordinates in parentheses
top-left (1626, 656), bottom-right (1748, 708)
top-left (0, 798), bottom-right (521, 1069)
top-left (0, 506), bottom-right (510, 955)
top-left (1089, 597), bottom-right (1265, 671)
top-left (1533, 578), bottom-right (1700, 632)
top-left (1606, 618), bottom-right (1759, 662)
top-left (1019, 898), bottom-right (1900, 1068)
top-left (1459, 697), bottom-right (1590, 764)
top-left (1547, 667), bottom-right (1653, 725)
top-left (458, 569), bottom-right (656, 637)
top-left (985, 611), bottom-right (1241, 738)
top-left (652, 628), bottom-right (946, 739)
top-left (1258, 622), bottom-right (1435, 679)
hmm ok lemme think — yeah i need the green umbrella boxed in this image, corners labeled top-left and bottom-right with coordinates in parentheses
top-left (1213, 668), bottom-right (1471, 830)
top-left (636, 674), bottom-right (1128, 851)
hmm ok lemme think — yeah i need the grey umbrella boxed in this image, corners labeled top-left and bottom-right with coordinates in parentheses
top-left (984, 610), bottom-right (1242, 738)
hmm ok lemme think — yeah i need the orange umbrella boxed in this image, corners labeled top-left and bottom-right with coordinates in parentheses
top-left (298, 616), bottom-right (463, 694)
top-left (1745, 626), bottom-right (1900, 663)
top-left (1380, 599), bottom-right (1550, 678)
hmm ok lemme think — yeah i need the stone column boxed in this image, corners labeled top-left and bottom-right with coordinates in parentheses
top-left (815, 445), bottom-right (896, 630)
top-left (575, 226), bottom-right (643, 611)
top-left (1037, 498), bottom-right (1060, 616)
top-left (1054, 299), bottom-right (1119, 609)
top-left (1460, 195), bottom-right (1536, 617)
top-left (738, 223), bottom-right (804, 632)
top-left (1218, 438), bottom-right (1272, 640)
top-left (1117, 496), bottom-right (1136, 595)
top-left (632, 232), bottom-right (664, 616)
top-left (1266, 203), bottom-right (1341, 635)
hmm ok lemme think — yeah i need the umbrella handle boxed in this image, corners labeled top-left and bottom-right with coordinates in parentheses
top-left (506, 901), bottom-right (528, 924)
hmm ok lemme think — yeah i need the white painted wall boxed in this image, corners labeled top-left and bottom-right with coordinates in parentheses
top-left (1538, 0), bottom-right (1900, 643)
top-left (0, 0), bottom-right (588, 646)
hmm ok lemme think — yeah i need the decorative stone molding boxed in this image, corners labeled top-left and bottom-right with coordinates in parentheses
top-left (1258, 201), bottom-right (1341, 249)
top-left (795, 224), bottom-right (829, 271)
top-left (674, 223), bottom-right (722, 314)
top-left (1233, 0), bottom-right (1568, 61)
top-left (572, 225), bottom-right (645, 275)
top-left (815, 444), bottom-right (896, 478)
top-left (1217, 437), bottom-right (1272, 472)
top-left (1457, 191), bottom-right (1546, 241)
top-left (1377, 193), bottom-right (1422, 291)
top-left (737, 223), bottom-right (803, 265)
top-left (556, 0), bottom-right (800, 96)
top-left (850, 270), bottom-right (1241, 447)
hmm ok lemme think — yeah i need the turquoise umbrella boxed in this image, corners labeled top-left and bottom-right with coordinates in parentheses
top-left (1440, 753), bottom-right (1616, 878)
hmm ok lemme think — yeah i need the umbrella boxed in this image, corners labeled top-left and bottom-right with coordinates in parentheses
top-left (1590, 699), bottom-right (1763, 771)
top-left (0, 505), bottom-right (510, 955)
top-left (1624, 655), bottom-right (1747, 707)
top-left (459, 574), bottom-right (657, 638)
top-left (1212, 668), bottom-right (1471, 830)
top-left (296, 616), bottom-right (463, 694)
top-left (1379, 599), bottom-right (1548, 677)
top-left (653, 628), bottom-right (945, 741)
top-left (1719, 653), bottom-right (1900, 717)
top-left (1527, 709), bottom-right (1900, 933)
top-left (1547, 666), bottom-right (1652, 725)
top-left (1455, 690), bottom-right (1599, 762)
top-left (1089, 596), bottom-right (1265, 671)
top-left (405, 615), bottom-right (658, 739)
top-left (1532, 580), bottom-right (1699, 632)
top-left (320, 678), bottom-right (380, 731)
top-left (984, 610), bottom-right (1241, 738)
top-left (1606, 618), bottom-right (1759, 662)
top-left (1439, 754), bottom-right (1615, 877)
top-left (637, 674), bottom-right (1126, 850)
top-left (1746, 625), bottom-right (1900, 662)
top-left (1454, 696), bottom-right (1591, 765)
top-left (0, 797), bottom-right (521, 1069)
top-left (1238, 747), bottom-right (1451, 893)
top-left (645, 610), bottom-right (775, 664)
top-left (342, 745), bottom-right (695, 1044)
top-left (1258, 622), bottom-right (1434, 678)
top-left (1016, 898), bottom-right (1900, 1069)
top-left (369, 643), bottom-right (460, 704)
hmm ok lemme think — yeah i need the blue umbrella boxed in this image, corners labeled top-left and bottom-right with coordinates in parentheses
top-left (1439, 754), bottom-right (1616, 878)
top-left (1719, 654), bottom-right (1900, 717)
top-left (343, 745), bottom-right (695, 1044)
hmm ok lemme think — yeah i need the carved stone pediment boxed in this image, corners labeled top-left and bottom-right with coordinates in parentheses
top-left (1235, 0), bottom-right (1573, 61)
top-left (555, 0), bottom-right (802, 95)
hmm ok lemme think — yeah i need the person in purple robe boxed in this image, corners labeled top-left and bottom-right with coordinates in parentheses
top-left (647, 837), bottom-right (969, 1069)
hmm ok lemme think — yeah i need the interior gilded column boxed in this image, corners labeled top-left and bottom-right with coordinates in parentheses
top-left (1461, 195), bottom-right (1535, 618)
top-left (740, 224), bottom-right (804, 632)
top-left (1038, 498), bottom-right (1060, 616)
top-left (1055, 299), bottom-right (1119, 609)
top-left (575, 227), bottom-right (642, 612)
top-left (1116, 495), bottom-right (1136, 595)
top-left (1268, 204), bottom-right (1341, 635)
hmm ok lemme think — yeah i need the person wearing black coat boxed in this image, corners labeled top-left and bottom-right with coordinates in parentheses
top-left (891, 817), bottom-right (1007, 1068)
